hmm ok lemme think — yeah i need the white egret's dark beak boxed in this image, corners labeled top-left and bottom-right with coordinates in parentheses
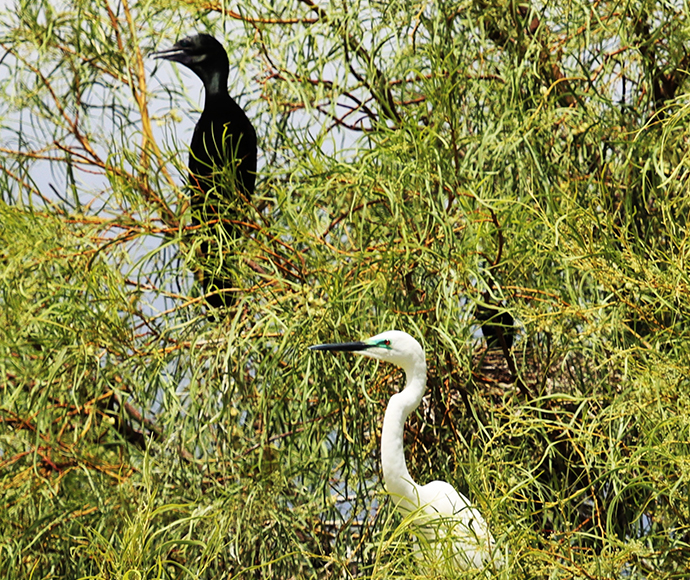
top-left (309, 341), bottom-right (371, 352)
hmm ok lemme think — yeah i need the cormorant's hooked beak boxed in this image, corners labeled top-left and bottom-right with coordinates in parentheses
top-left (152, 44), bottom-right (191, 65)
top-left (309, 341), bottom-right (371, 352)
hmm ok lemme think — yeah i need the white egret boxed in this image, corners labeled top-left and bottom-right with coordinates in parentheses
top-left (310, 330), bottom-right (498, 569)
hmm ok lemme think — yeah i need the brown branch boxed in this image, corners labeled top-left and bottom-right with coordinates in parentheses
top-left (190, 0), bottom-right (318, 24)
top-left (322, 199), bottom-right (388, 237)
top-left (107, 389), bottom-right (196, 464)
top-left (474, 1), bottom-right (577, 107)
top-left (297, 0), bottom-right (401, 124)
top-left (633, 10), bottom-right (689, 121)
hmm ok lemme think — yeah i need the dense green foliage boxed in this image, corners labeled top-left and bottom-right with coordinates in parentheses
top-left (1, 0), bottom-right (689, 578)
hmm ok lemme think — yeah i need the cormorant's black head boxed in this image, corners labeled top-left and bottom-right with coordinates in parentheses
top-left (153, 33), bottom-right (229, 81)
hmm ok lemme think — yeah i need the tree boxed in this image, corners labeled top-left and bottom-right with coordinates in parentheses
top-left (1, 0), bottom-right (689, 578)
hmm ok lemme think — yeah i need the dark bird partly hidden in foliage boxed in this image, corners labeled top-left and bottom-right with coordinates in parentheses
top-left (154, 33), bottom-right (257, 310)
top-left (476, 300), bottom-right (514, 352)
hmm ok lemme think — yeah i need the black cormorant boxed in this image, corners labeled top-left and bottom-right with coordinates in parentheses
top-left (154, 33), bottom-right (257, 310)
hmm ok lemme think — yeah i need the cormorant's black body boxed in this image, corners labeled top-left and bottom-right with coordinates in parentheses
top-left (155, 34), bottom-right (256, 310)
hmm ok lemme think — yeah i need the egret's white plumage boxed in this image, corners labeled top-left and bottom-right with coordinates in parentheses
top-left (310, 330), bottom-right (498, 569)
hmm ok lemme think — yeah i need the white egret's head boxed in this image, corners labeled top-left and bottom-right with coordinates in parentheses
top-left (310, 330), bottom-right (425, 374)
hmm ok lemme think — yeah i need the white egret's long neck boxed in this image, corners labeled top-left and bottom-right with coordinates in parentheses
top-left (380, 355), bottom-right (427, 511)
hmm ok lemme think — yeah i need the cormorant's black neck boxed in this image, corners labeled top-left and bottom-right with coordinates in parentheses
top-left (196, 67), bottom-right (230, 102)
